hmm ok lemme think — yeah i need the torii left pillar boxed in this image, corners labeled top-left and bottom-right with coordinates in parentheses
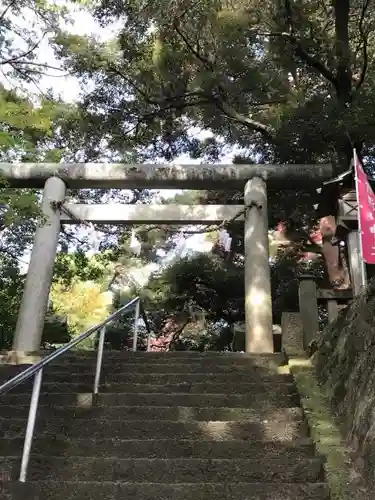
top-left (12, 176), bottom-right (66, 355)
top-left (244, 177), bottom-right (273, 352)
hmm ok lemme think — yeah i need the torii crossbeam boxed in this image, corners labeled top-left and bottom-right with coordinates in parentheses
top-left (0, 162), bottom-right (331, 189)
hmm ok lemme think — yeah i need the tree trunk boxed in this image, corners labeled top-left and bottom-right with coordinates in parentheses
top-left (333, 0), bottom-right (352, 103)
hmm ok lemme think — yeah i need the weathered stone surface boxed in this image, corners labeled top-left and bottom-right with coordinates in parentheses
top-left (12, 177), bottom-right (66, 353)
top-left (6, 381), bottom-right (295, 394)
top-left (281, 312), bottom-right (303, 354)
top-left (0, 390), bottom-right (299, 409)
top-left (0, 162), bottom-right (333, 189)
top-left (298, 279), bottom-right (319, 349)
top-left (347, 231), bottom-right (366, 295)
top-left (0, 369), bottom-right (292, 385)
top-left (0, 456), bottom-right (324, 482)
top-left (0, 417), bottom-right (308, 440)
top-left (1, 436), bottom-right (314, 459)
top-left (316, 289), bottom-right (353, 300)
top-left (44, 350), bottom-right (287, 362)
top-left (60, 204), bottom-right (245, 224)
top-left (312, 281), bottom-right (375, 490)
top-left (285, 351), bottom-right (374, 500)
top-left (244, 177), bottom-right (273, 353)
top-left (4, 481), bottom-right (330, 500)
top-left (38, 361), bottom-right (286, 374)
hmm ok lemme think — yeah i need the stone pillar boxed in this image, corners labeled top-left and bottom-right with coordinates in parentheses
top-left (298, 277), bottom-right (319, 350)
top-left (244, 177), bottom-right (273, 353)
top-left (347, 230), bottom-right (366, 295)
top-left (327, 300), bottom-right (339, 323)
top-left (281, 312), bottom-right (303, 354)
top-left (12, 177), bottom-right (66, 354)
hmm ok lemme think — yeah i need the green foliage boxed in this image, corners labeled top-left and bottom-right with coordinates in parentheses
top-left (0, 259), bottom-right (25, 349)
top-left (142, 242), bottom-right (323, 343)
top-left (0, 0), bottom-right (68, 84)
top-left (50, 0), bottom-right (375, 167)
top-left (53, 251), bottom-right (109, 287)
top-left (145, 253), bottom-right (244, 325)
top-left (42, 314), bottom-right (70, 344)
top-left (51, 279), bottom-right (113, 344)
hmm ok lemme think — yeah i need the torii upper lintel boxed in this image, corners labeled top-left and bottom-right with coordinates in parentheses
top-left (0, 162), bottom-right (333, 189)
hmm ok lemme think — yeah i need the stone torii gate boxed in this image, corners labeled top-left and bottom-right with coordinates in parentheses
top-left (0, 162), bottom-right (332, 355)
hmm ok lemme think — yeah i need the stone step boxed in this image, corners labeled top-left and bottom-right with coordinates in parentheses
top-left (0, 417), bottom-right (309, 440)
top-left (41, 351), bottom-right (287, 362)
top-left (1, 437), bottom-right (316, 459)
top-left (0, 405), bottom-right (304, 422)
top-left (27, 362), bottom-right (286, 374)
top-left (3, 481), bottom-right (330, 500)
top-left (6, 381), bottom-right (296, 395)
top-left (0, 391), bottom-right (300, 408)
top-left (0, 370), bottom-right (293, 385)
top-left (0, 456), bottom-right (324, 482)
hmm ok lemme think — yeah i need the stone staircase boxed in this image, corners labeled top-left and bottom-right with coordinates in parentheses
top-left (0, 352), bottom-right (329, 499)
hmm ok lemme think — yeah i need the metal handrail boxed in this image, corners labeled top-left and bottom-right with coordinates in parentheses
top-left (0, 296), bottom-right (152, 483)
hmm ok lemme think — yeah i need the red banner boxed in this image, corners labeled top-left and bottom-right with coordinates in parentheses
top-left (354, 150), bottom-right (375, 264)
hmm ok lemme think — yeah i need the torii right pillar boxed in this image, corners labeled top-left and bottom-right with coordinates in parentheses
top-left (244, 177), bottom-right (274, 352)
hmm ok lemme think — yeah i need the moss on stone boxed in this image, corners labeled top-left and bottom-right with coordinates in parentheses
top-left (311, 279), bottom-right (375, 488)
top-left (285, 346), bottom-right (372, 500)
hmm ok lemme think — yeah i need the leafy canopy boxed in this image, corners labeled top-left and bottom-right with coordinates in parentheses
top-left (53, 0), bottom-right (375, 167)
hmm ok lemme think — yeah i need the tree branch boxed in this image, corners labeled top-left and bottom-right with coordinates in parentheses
top-left (107, 63), bottom-right (209, 116)
top-left (268, 0), bottom-right (339, 90)
top-left (173, 22), bottom-right (275, 138)
top-left (168, 320), bottom-right (190, 350)
top-left (60, 225), bottom-right (87, 246)
top-left (138, 93), bottom-right (211, 118)
top-left (10, 64), bottom-right (49, 100)
top-left (293, 42), bottom-right (338, 90)
top-left (107, 63), bottom-right (153, 101)
top-left (0, 245), bottom-right (29, 265)
top-left (15, 61), bottom-right (66, 72)
top-left (263, 30), bottom-right (338, 89)
top-left (175, 0), bottom-right (202, 22)
top-left (318, 0), bottom-right (332, 19)
top-left (0, 33), bottom-right (47, 66)
top-left (0, 0), bottom-right (17, 21)
top-left (173, 22), bottom-right (214, 71)
top-left (215, 99), bottom-right (275, 137)
top-left (332, 0), bottom-right (352, 99)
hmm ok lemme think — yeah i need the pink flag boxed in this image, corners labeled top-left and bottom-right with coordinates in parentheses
top-left (354, 150), bottom-right (375, 264)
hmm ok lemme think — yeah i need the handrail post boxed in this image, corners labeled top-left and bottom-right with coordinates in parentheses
top-left (19, 368), bottom-right (43, 482)
top-left (93, 326), bottom-right (106, 395)
top-left (132, 300), bottom-right (140, 352)
top-left (140, 303), bottom-right (152, 352)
